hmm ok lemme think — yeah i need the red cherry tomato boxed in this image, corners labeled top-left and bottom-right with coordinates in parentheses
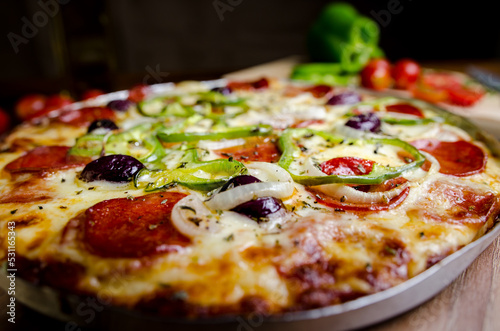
top-left (15, 94), bottom-right (46, 120)
top-left (0, 107), bottom-right (11, 134)
top-left (128, 85), bottom-right (149, 103)
top-left (392, 59), bottom-right (421, 89)
top-left (320, 157), bottom-right (375, 176)
top-left (447, 86), bottom-right (485, 106)
top-left (82, 89), bottom-right (105, 100)
top-left (360, 59), bottom-right (392, 90)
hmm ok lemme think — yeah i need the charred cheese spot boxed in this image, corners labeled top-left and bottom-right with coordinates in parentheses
top-left (409, 181), bottom-right (500, 230)
top-left (12, 212), bottom-right (53, 255)
top-left (0, 178), bottom-right (53, 203)
top-left (274, 215), bottom-right (413, 309)
top-left (12, 213), bottom-right (43, 228)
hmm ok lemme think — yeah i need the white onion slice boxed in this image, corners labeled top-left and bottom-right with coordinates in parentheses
top-left (205, 162), bottom-right (294, 211)
top-left (316, 181), bottom-right (408, 205)
top-left (282, 105), bottom-right (327, 120)
top-left (246, 162), bottom-right (293, 182)
top-left (305, 158), bottom-right (408, 205)
top-left (402, 151), bottom-right (440, 181)
top-left (172, 195), bottom-right (220, 238)
top-left (198, 138), bottom-right (246, 151)
top-left (333, 123), bottom-right (386, 140)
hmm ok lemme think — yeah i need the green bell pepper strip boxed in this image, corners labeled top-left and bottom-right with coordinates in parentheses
top-left (291, 71), bottom-right (359, 87)
top-left (342, 112), bottom-right (437, 126)
top-left (157, 124), bottom-right (273, 143)
top-left (134, 149), bottom-right (248, 192)
top-left (290, 63), bottom-right (359, 86)
top-left (68, 134), bottom-right (105, 157)
top-left (191, 91), bottom-right (249, 125)
top-left (156, 114), bottom-right (204, 136)
top-left (138, 97), bottom-right (194, 118)
top-left (68, 123), bottom-right (166, 164)
top-left (278, 128), bottom-right (426, 186)
top-left (195, 102), bottom-right (246, 123)
top-left (196, 91), bottom-right (248, 108)
top-left (103, 123), bottom-right (166, 163)
top-left (381, 117), bottom-right (436, 126)
top-left (106, 134), bottom-right (166, 163)
top-left (292, 63), bottom-right (344, 76)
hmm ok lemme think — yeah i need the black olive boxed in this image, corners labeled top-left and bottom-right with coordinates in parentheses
top-left (210, 86), bottom-right (233, 95)
top-left (219, 175), bottom-right (261, 192)
top-left (326, 92), bottom-right (362, 105)
top-left (87, 119), bottom-right (119, 133)
top-left (345, 113), bottom-right (382, 133)
top-left (107, 99), bottom-right (133, 112)
top-left (80, 155), bottom-right (145, 183)
top-left (232, 197), bottom-right (284, 222)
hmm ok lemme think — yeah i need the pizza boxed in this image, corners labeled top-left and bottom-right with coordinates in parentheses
top-left (1, 77), bottom-right (500, 318)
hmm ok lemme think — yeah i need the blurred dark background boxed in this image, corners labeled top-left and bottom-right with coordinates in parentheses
top-left (1, 0), bottom-right (499, 113)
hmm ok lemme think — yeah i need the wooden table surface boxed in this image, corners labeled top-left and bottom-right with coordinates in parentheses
top-left (2, 57), bottom-right (500, 331)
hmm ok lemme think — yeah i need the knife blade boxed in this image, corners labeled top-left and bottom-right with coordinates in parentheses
top-left (466, 66), bottom-right (500, 92)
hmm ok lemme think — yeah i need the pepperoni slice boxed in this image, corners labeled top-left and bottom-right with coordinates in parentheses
top-left (283, 85), bottom-right (332, 98)
top-left (411, 139), bottom-right (486, 176)
top-left (227, 78), bottom-right (269, 91)
top-left (84, 192), bottom-right (190, 258)
top-left (305, 85), bottom-right (333, 98)
top-left (56, 107), bottom-right (116, 127)
top-left (4, 146), bottom-right (89, 173)
top-left (437, 184), bottom-right (498, 224)
top-left (409, 181), bottom-right (500, 226)
top-left (320, 157), bottom-right (375, 176)
top-left (385, 104), bottom-right (424, 118)
top-left (291, 119), bottom-right (325, 128)
top-left (214, 136), bottom-right (281, 162)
